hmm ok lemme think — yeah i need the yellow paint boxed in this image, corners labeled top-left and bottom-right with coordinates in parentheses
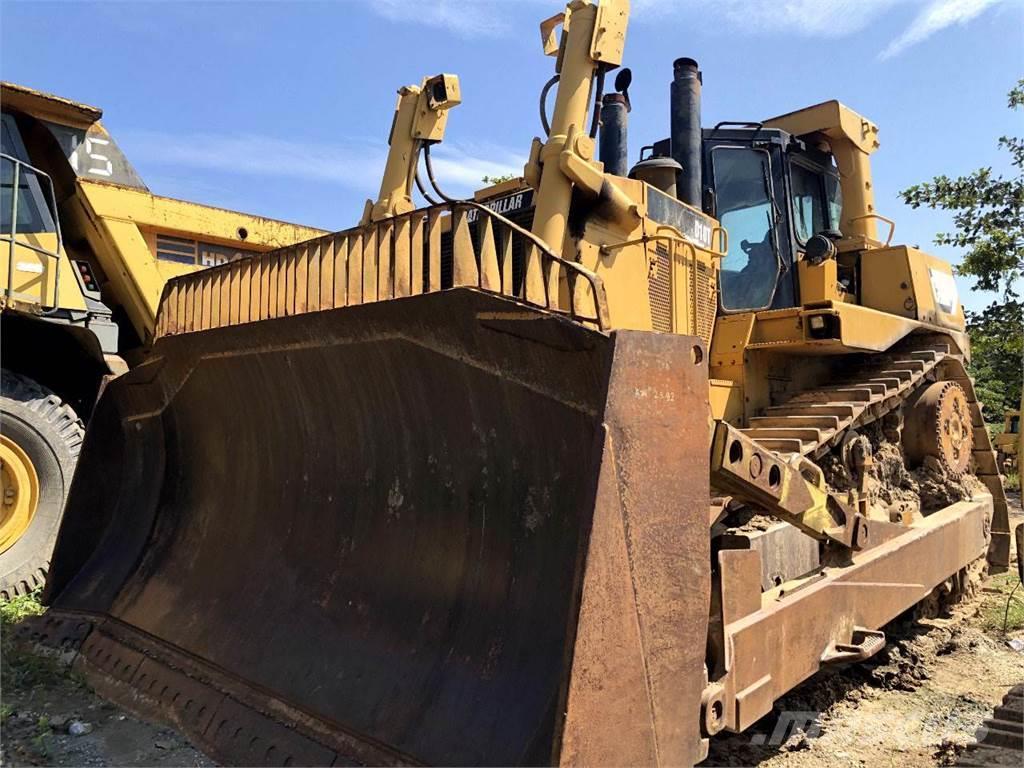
top-left (63, 179), bottom-right (324, 343)
top-left (709, 379), bottom-right (743, 423)
top-left (797, 259), bottom-right (842, 305)
top-left (861, 245), bottom-right (965, 331)
top-left (994, 410), bottom-right (1020, 467)
top-left (150, 0), bottom-right (974, 465)
top-left (0, 81), bottom-right (101, 129)
top-left (0, 433), bottom-right (39, 554)
top-left (366, 75), bottom-right (461, 223)
top-left (765, 100), bottom-right (881, 243)
top-left (0, 233), bottom-right (88, 311)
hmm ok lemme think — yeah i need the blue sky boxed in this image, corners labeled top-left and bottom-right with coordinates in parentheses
top-left (3, 0), bottom-right (1021, 311)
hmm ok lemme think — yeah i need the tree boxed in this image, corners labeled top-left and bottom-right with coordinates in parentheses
top-left (901, 80), bottom-right (1024, 297)
top-left (900, 80), bottom-right (1023, 426)
top-left (964, 300), bottom-right (1023, 425)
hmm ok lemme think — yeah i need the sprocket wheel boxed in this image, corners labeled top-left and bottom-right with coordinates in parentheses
top-left (903, 380), bottom-right (973, 476)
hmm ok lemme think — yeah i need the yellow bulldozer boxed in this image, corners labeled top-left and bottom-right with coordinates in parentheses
top-left (0, 82), bottom-right (324, 598)
top-left (27, 2), bottom-right (1014, 765)
top-left (994, 409), bottom-right (1020, 472)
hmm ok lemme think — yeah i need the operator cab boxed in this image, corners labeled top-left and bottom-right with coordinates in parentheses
top-left (650, 126), bottom-right (843, 314)
top-left (1, 113), bottom-right (59, 241)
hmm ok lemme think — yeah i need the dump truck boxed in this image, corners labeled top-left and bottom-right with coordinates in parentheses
top-left (994, 409), bottom-right (1020, 472)
top-left (0, 82), bottom-right (324, 598)
top-left (27, 1), bottom-right (1014, 765)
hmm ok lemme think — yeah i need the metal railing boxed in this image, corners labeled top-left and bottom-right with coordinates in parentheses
top-left (1, 153), bottom-right (63, 311)
top-left (155, 200), bottom-right (611, 338)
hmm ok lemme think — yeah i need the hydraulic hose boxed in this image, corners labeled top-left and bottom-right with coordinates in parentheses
top-left (539, 75), bottom-right (559, 137)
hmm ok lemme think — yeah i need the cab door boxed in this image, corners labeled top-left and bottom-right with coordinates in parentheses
top-left (704, 131), bottom-right (796, 312)
top-left (1, 113), bottom-right (66, 310)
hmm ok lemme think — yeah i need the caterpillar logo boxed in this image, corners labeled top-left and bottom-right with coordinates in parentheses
top-left (467, 190), bottom-right (534, 222)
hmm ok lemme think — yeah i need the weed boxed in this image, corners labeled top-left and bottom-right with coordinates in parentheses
top-left (0, 591), bottom-right (43, 625)
top-left (31, 728), bottom-right (51, 758)
top-left (0, 589), bottom-right (63, 690)
top-left (979, 570), bottom-right (1024, 633)
top-left (1004, 471), bottom-right (1020, 491)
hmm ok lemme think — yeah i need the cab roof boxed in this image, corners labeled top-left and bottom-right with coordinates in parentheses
top-left (1, 82), bottom-right (102, 128)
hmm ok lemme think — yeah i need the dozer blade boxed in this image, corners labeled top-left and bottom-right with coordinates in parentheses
top-left (43, 289), bottom-right (712, 767)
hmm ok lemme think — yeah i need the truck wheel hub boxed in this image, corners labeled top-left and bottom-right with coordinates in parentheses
top-left (0, 434), bottom-right (39, 554)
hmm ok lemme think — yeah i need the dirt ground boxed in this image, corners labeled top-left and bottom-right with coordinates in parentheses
top-left (2, 493), bottom-right (1022, 767)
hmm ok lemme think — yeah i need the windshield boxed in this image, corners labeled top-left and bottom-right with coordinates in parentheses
top-left (791, 163), bottom-right (827, 243)
top-left (712, 147), bottom-right (779, 311)
top-left (1, 115), bottom-right (57, 235)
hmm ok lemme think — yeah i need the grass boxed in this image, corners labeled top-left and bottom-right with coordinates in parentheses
top-left (979, 570), bottom-right (1024, 634)
top-left (0, 590), bottom-right (44, 625)
top-left (0, 590), bottom-right (63, 690)
top-left (1004, 470), bottom-right (1020, 491)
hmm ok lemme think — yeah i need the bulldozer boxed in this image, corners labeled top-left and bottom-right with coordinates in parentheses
top-left (994, 409), bottom-right (1020, 472)
top-left (0, 82), bottom-right (324, 598)
top-left (27, 1), bottom-right (1014, 765)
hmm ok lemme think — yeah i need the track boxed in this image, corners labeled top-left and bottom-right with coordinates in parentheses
top-left (736, 336), bottom-right (1010, 565)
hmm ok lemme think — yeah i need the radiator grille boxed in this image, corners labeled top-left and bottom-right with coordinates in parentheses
top-left (441, 204), bottom-right (534, 293)
top-left (690, 259), bottom-right (717, 347)
top-left (648, 243), bottom-right (673, 333)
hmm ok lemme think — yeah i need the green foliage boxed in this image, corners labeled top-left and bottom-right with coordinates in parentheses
top-left (980, 570), bottom-right (1024, 633)
top-left (900, 79), bottom-right (1024, 297)
top-left (481, 174), bottom-right (516, 185)
top-left (966, 300), bottom-right (1023, 425)
top-left (1004, 470), bottom-right (1020, 491)
top-left (0, 591), bottom-right (43, 625)
top-left (0, 590), bottom-right (60, 690)
top-left (902, 80), bottom-right (1024, 426)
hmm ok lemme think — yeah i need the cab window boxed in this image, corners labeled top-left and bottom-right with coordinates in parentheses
top-left (1, 114), bottom-right (57, 235)
top-left (790, 163), bottom-right (826, 243)
top-left (712, 147), bottom-right (780, 311)
top-left (825, 173), bottom-right (843, 232)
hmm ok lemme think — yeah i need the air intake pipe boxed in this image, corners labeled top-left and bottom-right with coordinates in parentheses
top-left (670, 57), bottom-right (702, 207)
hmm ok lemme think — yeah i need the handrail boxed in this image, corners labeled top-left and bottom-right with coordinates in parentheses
top-left (848, 213), bottom-right (895, 247)
top-left (155, 199), bottom-right (611, 338)
top-left (1, 153), bottom-right (63, 312)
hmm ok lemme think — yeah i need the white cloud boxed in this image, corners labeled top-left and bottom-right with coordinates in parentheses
top-left (355, 0), bottom-right (1007, 59)
top-left (119, 130), bottom-right (524, 200)
top-left (429, 141), bottom-right (526, 190)
top-left (635, 0), bottom-right (902, 37)
top-left (372, 0), bottom-right (518, 38)
top-left (879, 0), bottom-right (1000, 59)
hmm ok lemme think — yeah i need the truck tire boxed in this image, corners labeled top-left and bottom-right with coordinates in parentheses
top-left (0, 370), bottom-right (84, 600)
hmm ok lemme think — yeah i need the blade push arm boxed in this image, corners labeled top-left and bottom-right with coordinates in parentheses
top-left (710, 422), bottom-right (886, 551)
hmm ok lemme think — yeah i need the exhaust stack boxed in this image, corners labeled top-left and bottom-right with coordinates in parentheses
top-left (599, 93), bottom-right (629, 176)
top-left (670, 57), bottom-right (702, 207)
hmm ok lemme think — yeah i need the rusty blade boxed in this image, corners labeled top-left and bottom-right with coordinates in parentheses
top-left (44, 289), bottom-right (712, 767)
